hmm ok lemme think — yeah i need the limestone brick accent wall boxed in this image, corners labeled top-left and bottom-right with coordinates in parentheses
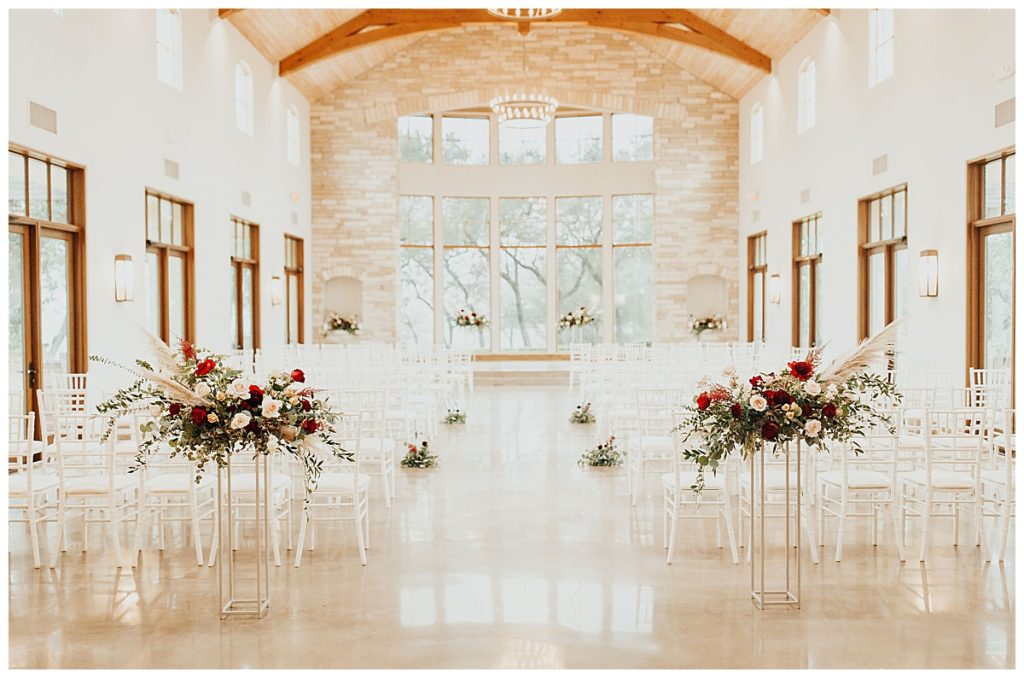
top-left (311, 24), bottom-right (739, 344)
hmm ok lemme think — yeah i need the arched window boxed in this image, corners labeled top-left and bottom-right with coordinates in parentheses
top-left (155, 9), bottom-right (182, 90)
top-left (750, 102), bottom-right (764, 165)
top-left (797, 58), bottom-right (816, 134)
top-left (286, 105), bottom-right (300, 166)
top-left (234, 61), bottom-right (254, 136)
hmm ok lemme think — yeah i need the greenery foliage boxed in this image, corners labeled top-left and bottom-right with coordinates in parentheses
top-left (578, 435), bottom-right (624, 467)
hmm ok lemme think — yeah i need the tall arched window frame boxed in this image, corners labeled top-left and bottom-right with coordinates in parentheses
top-left (155, 9), bottom-right (182, 91)
top-left (797, 58), bottom-right (815, 134)
top-left (234, 61), bottom-right (254, 136)
top-left (286, 105), bottom-right (300, 166)
top-left (750, 102), bottom-right (764, 165)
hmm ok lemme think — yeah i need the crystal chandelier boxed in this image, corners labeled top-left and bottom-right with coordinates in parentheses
top-left (487, 8), bottom-right (562, 21)
top-left (489, 92), bottom-right (559, 128)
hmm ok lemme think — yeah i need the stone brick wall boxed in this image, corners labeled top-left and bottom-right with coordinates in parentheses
top-left (310, 24), bottom-right (739, 344)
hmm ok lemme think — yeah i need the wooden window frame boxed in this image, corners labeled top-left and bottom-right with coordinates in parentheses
top-left (966, 147), bottom-right (1015, 385)
top-left (230, 217), bottom-right (260, 350)
top-left (284, 233), bottom-right (304, 344)
top-left (747, 231), bottom-right (767, 342)
top-left (145, 189), bottom-right (195, 344)
top-left (858, 185), bottom-right (907, 340)
top-left (792, 213), bottom-right (822, 347)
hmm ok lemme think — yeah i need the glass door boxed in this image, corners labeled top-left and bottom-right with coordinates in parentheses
top-left (9, 226), bottom-right (31, 414)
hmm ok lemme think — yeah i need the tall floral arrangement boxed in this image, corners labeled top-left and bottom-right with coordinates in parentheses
top-left (93, 337), bottom-right (352, 498)
top-left (676, 324), bottom-right (902, 493)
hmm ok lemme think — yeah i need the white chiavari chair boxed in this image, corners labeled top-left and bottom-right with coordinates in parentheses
top-left (328, 388), bottom-right (396, 508)
top-left (629, 387), bottom-right (680, 507)
top-left (130, 415), bottom-right (216, 566)
top-left (899, 408), bottom-right (987, 562)
top-left (664, 412), bottom-right (739, 564)
top-left (9, 412), bottom-right (57, 568)
top-left (49, 412), bottom-right (141, 569)
top-left (982, 408), bottom-right (1015, 562)
top-left (294, 412), bottom-right (368, 566)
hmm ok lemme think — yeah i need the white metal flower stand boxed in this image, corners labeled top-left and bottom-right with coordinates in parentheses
top-left (748, 441), bottom-right (801, 609)
top-left (216, 452), bottom-right (272, 619)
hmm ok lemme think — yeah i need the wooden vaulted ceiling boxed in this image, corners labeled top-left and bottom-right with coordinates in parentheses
top-left (220, 8), bottom-right (828, 102)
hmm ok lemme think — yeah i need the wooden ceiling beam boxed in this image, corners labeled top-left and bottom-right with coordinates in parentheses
top-left (278, 8), bottom-right (774, 77)
top-left (218, 9), bottom-right (244, 20)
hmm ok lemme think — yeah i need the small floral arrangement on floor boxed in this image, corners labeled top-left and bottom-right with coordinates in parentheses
top-left (92, 336), bottom-right (351, 498)
top-left (569, 402), bottom-right (596, 424)
top-left (578, 435), bottom-right (624, 467)
top-left (401, 438), bottom-right (438, 468)
top-left (690, 315), bottom-right (726, 338)
top-left (455, 309), bottom-right (489, 328)
top-left (443, 408), bottom-right (466, 424)
top-left (323, 311), bottom-right (360, 335)
top-left (675, 322), bottom-right (904, 493)
top-left (558, 306), bottom-right (596, 329)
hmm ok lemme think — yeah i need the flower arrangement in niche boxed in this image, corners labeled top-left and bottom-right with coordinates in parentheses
top-left (578, 435), bottom-right (624, 467)
top-left (569, 402), bottom-right (596, 424)
top-left (455, 309), bottom-right (489, 328)
top-left (92, 336), bottom-right (352, 500)
top-left (323, 311), bottom-right (360, 335)
top-left (558, 306), bottom-right (597, 329)
top-left (675, 322), bottom-right (903, 494)
top-left (444, 408), bottom-right (466, 425)
top-left (401, 437), bottom-right (438, 468)
top-left (689, 315), bottom-right (726, 338)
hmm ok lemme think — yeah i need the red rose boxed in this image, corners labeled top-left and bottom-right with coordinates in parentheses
top-left (763, 390), bottom-right (776, 407)
top-left (180, 340), bottom-right (197, 360)
top-left (194, 359), bottom-right (216, 377)
top-left (249, 384), bottom-right (264, 397)
top-left (788, 361), bottom-right (814, 381)
top-left (290, 369), bottom-right (305, 383)
top-left (801, 404), bottom-right (813, 418)
top-left (408, 444), bottom-right (417, 452)
top-left (730, 403), bottom-right (743, 419)
top-left (761, 421), bottom-right (779, 441)
top-left (774, 390), bottom-right (793, 406)
top-left (696, 393), bottom-right (711, 410)
top-left (822, 403), bottom-right (837, 418)
top-left (190, 407), bottom-right (207, 425)
top-left (301, 399), bottom-right (312, 412)
top-left (302, 419), bottom-right (319, 433)
top-left (750, 375), bottom-right (763, 387)
top-left (246, 420), bottom-right (258, 433)
top-left (169, 402), bottom-right (182, 416)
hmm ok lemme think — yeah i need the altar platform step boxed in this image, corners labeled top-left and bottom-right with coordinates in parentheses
top-left (472, 359), bottom-right (570, 387)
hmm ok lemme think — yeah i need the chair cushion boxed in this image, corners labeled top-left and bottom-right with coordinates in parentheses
top-left (661, 471), bottom-right (725, 491)
top-left (145, 473), bottom-right (214, 493)
top-left (63, 474), bottom-right (138, 495)
top-left (739, 471), bottom-right (799, 491)
top-left (818, 469), bottom-right (892, 490)
top-left (226, 473), bottom-right (291, 493)
top-left (901, 470), bottom-right (976, 490)
top-left (8, 472), bottom-right (58, 495)
top-left (315, 472), bottom-right (371, 493)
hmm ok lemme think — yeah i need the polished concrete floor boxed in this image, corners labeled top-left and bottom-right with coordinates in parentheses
top-left (8, 385), bottom-right (1016, 669)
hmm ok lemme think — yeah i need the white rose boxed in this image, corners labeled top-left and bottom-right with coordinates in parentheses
top-left (825, 383), bottom-right (839, 401)
top-left (206, 413), bottom-right (219, 424)
top-left (804, 419), bottom-right (822, 437)
top-left (194, 382), bottom-right (211, 398)
top-left (722, 365), bottom-right (738, 379)
top-left (230, 411), bottom-right (251, 430)
top-left (749, 395), bottom-right (768, 412)
top-left (216, 391), bottom-right (227, 402)
top-left (261, 398), bottom-right (282, 419)
top-left (786, 408), bottom-right (797, 420)
top-left (266, 434), bottom-right (280, 453)
top-left (227, 378), bottom-right (249, 399)
top-left (804, 380), bottom-right (822, 396)
top-left (148, 403), bottom-right (163, 417)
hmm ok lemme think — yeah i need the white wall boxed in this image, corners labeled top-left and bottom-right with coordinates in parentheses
top-left (739, 9), bottom-right (1015, 370)
top-left (8, 9), bottom-right (312, 362)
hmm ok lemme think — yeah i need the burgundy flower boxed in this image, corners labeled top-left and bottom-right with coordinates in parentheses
top-left (246, 420), bottom-right (258, 433)
top-left (696, 393), bottom-right (711, 411)
top-left (774, 390), bottom-right (793, 406)
top-left (750, 375), bottom-right (764, 387)
top-left (302, 419), bottom-right (319, 434)
top-left (180, 340), bottom-right (197, 361)
top-left (301, 399), bottom-right (312, 412)
top-left (763, 390), bottom-right (776, 407)
top-left (249, 384), bottom-right (264, 397)
top-left (190, 407), bottom-right (207, 425)
top-left (822, 403), bottom-right (837, 418)
top-left (801, 404), bottom-right (813, 418)
top-left (290, 369), bottom-right (305, 383)
top-left (761, 421), bottom-right (779, 441)
top-left (194, 359), bottom-right (216, 377)
top-left (730, 403), bottom-right (743, 419)
top-left (788, 361), bottom-right (814, 381)
top-left (169, 402), bottom-right (182, 416)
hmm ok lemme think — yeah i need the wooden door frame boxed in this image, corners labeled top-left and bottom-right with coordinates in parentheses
top-left (746, 231), bottom-right (767, 342)
top-left (284, 233), bottom-right (305, 344)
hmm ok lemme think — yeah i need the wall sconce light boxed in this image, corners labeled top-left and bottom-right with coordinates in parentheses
top-left (768, 274), bottom-right (781, 304)
top-left (919, 249), bottom-right (938, 297)
top-left (270, 275), bottom-right (283, 306)
top-left (114, 254), bottom-right (134, 302)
